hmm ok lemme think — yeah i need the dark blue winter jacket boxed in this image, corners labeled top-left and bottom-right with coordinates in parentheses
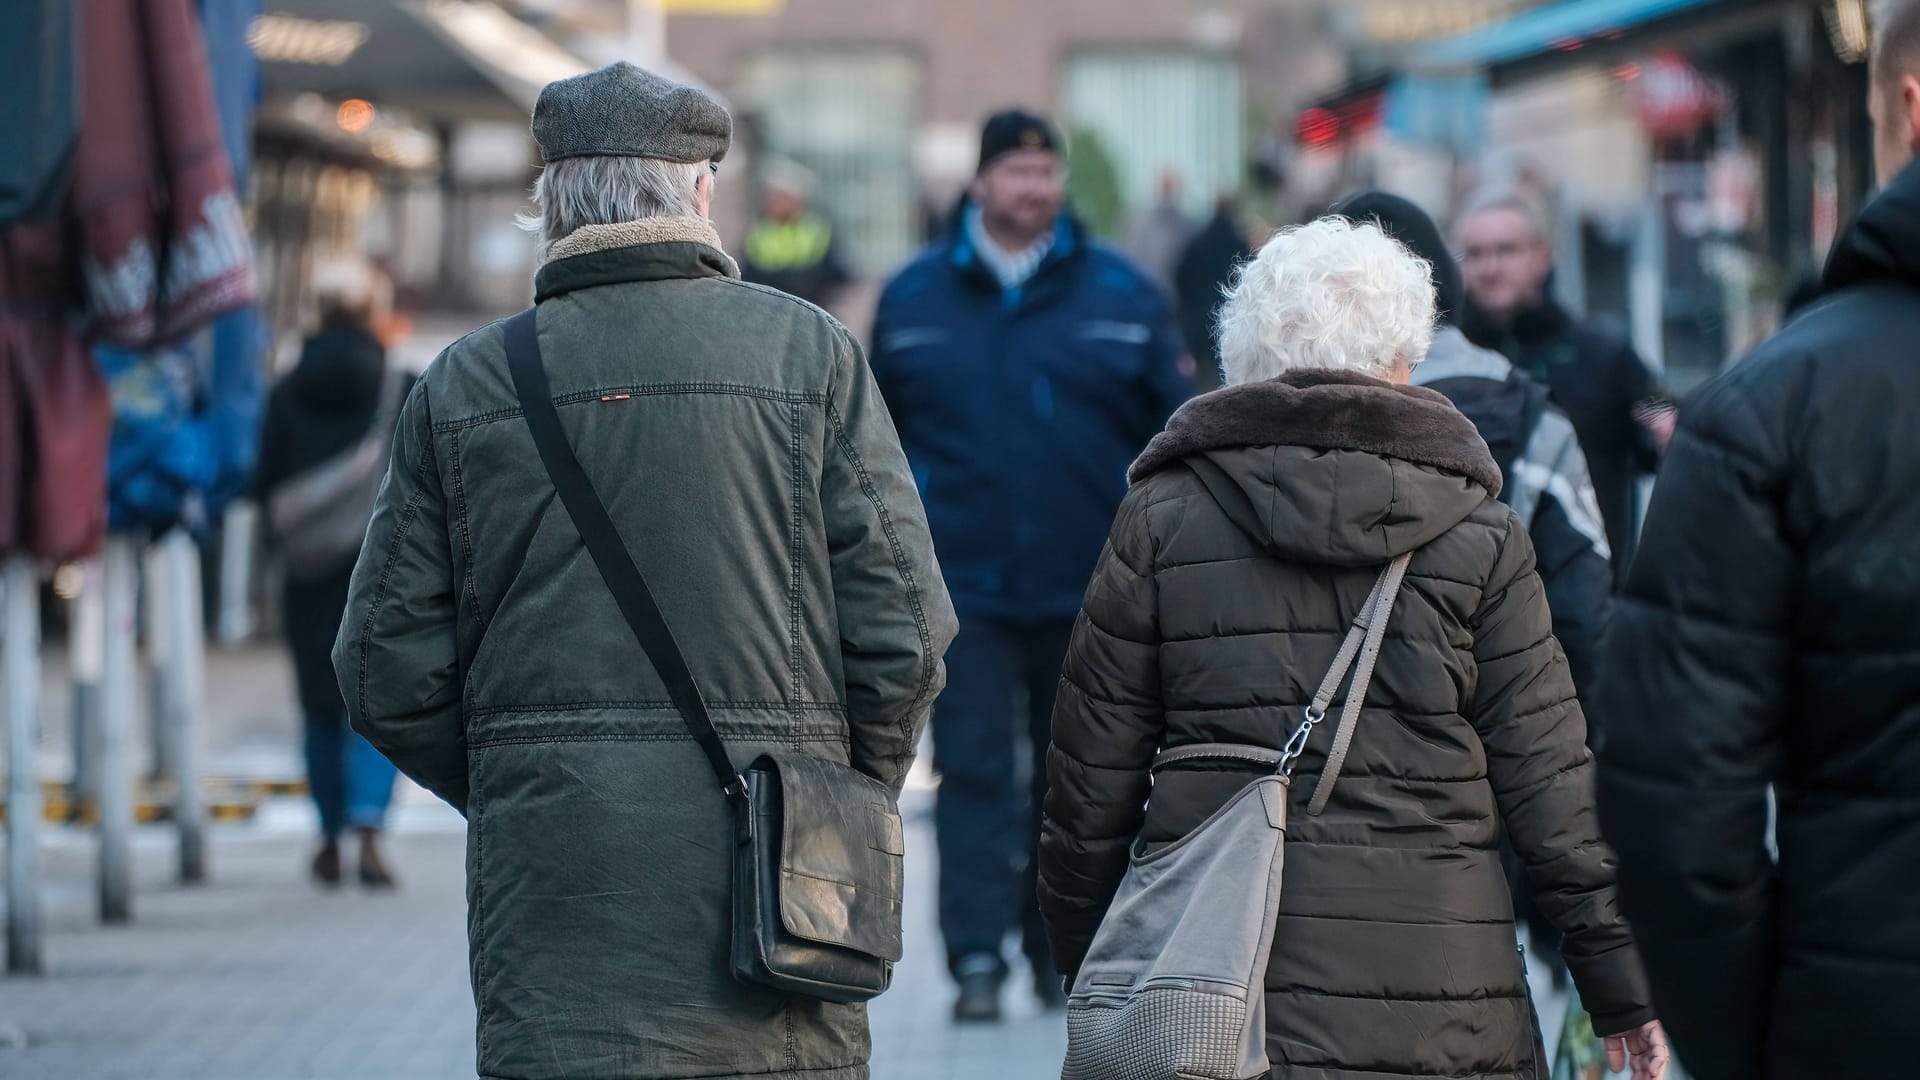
top-left (870, 212), bottom-right (1188, 621)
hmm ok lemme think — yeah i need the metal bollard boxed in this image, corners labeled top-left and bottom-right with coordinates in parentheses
top-left (157, 531), bottom-right (207, 883)
top-left (143, 544), bottom-right (174, 784)
top-left (70, 559), bottom-right (104, 815)
top-left (99, 537), bottom-right (138, 923)
top-left (216, 503), bottom-right (256, 645)
top-left (3, 555), bottom-right (44, 974)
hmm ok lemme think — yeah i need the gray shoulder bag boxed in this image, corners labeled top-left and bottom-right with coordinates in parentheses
top-left (267, 365), bottom-right (406, 581)
top-left (1061, 552), bottom-right (1413, 1080)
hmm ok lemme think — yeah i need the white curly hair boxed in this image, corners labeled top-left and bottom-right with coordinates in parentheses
top-left (1216, 216), bottom-right (1437, 386)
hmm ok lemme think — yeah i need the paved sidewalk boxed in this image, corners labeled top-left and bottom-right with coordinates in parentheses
top-left (0, 792), bottom-right (1065, 1080)
top-left (7, 643), bottom-right (1612, 1079)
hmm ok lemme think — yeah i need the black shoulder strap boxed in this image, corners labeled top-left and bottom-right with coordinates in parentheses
top-left (502, 308), bottom-right (745, 800)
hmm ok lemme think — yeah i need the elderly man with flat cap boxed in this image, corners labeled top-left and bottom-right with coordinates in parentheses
top-left (870, 109), bottom-right (1189, 1023)
top-left (335, 62), bottom-right (955, 1080)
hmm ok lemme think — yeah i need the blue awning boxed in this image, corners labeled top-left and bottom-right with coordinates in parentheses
top-left (1407, 0), bottom-right (1726, 71)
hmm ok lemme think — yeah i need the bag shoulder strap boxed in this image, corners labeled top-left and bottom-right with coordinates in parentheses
top-left (501, 308), bottom-right (745, 800)
top-left (1295, 552), bottom-right (1414, 816)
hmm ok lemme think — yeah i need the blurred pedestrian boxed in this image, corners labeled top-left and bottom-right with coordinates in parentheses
top-left (1597, 5), bottom-right (1920, 1078)
top-left (1038, 217), bottom-right (1666, 1080)
top-left (1340, 192), bottom-right (1612, 710)
top-left (1120, 168), bottom-right (1198, 298)
top-left (254, 257), bottom-right (402, 889)
top-left (740, 159), bottom-right (851, 309)
top-left (1174, 195), bottom-right (1255, 391)
top-left (1456, 190), bottom-right (1671, 586)
top-left (869, 108), bottom-right (1188, 1023)
top-left (334, 62), bottom-right (954, 1080)
top-left (1338, 188), bottom-right (1616, 1005)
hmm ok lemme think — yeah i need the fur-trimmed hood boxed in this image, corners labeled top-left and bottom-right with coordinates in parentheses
top-left (1131, 369), bottom-right (1502, 565)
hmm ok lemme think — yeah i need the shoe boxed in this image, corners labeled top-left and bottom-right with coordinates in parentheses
top-left (311, 840), bottom-right (342, 887)
top-left (1033, 971), bottom-right (1068, 1012)
top-left (952, 957), bottom-right (1004, 1024)
top-left (357, 827), bottom-right (398, 889)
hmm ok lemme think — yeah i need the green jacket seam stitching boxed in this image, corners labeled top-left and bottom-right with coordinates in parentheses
top-left (354, 444), bottom-right (436, 729)
top-left (824, 397), bottom-right (938, 745)
top-left (789, 398), bottom-right (807, 752)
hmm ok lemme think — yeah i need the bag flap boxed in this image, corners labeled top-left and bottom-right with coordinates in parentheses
top-left (763, 753), bottom-right (906, 963)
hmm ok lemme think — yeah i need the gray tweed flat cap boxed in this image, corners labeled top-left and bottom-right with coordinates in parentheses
top-left (532, 62), bottom-right (731, 165)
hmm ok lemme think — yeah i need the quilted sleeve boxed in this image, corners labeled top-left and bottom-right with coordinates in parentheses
top-left (1469, 515), bottom-right (1653, 1035)
top-left (1038, 487), bottom-right (1164, 976)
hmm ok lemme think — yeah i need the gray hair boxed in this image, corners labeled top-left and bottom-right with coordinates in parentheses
top-left (517, 155), bottom-right (705, 256)
top-left (1875, 0), bottom-right (1920, 88)
top-left (1455, 186), bottom-right (1553, 247)
top-left (1217, 217), bottom-right (1436, 385)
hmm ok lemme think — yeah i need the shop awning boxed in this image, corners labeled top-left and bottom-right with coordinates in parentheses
top-left (1406, 0), bottom-right (1727, 72)
top-left (254, 1), bottom-right (712, 121)
top-left (255, 0), bottom-right (521, 119)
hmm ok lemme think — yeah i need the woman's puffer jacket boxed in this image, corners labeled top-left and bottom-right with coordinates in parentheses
top-left (1038, 370), bottom-right (1653, 1079)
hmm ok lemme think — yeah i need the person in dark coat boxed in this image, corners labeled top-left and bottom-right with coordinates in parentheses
top-left (1040, 217), bottom-right (1667, 1079)
top-left (1119, 169), bottom-right (1198, 298)
top-left (1456, 190), bottom-right (1671, 587)
top-left (1342, 192), bottom-right (1619, 988)
top-left (335, 63), bottom-right (953, 1080)
top-left (1173, 195), bottom-right (1253, 392)
top-left (1339, 191), bottom-right (1613, 705)
top-left (1597, 11), bottom-right (1920, 1077)
top-left (254, 259), bottom-right (402, 888)
top-left (869, 108), bottom-right (1189, 1022)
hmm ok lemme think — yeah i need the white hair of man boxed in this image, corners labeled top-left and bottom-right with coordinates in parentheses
top-left (1456, 186), bottom-right (1553, 245)
top-left (1216, 216), bottom-right (1437, 386)
top-left (517, 155), bottom-right (706, 257)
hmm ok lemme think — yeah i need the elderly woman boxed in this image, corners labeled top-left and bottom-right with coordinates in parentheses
top-left (1037, 218), bottom-right (1667, 1079)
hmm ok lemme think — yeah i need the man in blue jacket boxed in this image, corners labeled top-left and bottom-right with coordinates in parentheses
top-left (870, 109), bottom-right (1189, 1023)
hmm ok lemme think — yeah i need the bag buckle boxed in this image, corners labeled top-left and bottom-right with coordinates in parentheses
top-left (1279, 706), bottom-right (1325, 777)
top-left (726, 774), bottom-right (754, 845)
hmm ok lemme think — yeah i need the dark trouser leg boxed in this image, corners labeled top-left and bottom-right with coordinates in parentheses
top-left (1020, 618), bottom-right (1077, 979)
top-left (304, 711), bottom-right (347, 841)
top-left (284, 572), bottom-right (353, 842)
top-left (932, 617), bottom-right (1022, 979)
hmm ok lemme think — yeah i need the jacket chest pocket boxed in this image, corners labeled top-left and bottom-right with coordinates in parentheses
top-left (877, 327), bottom-right (970, 410)
top-left (1041, 321), bottom-right (1152, 403)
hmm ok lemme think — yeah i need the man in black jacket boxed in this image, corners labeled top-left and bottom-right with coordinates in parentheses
top-left (1457, 191), bottom-right (1671, 587)
top-left (1597, 5), bottom-right (1920, 1077)
top-left (1338, 190), bottom-right (1616, 986)
top-left (1338, 191), bottom-right (1613, 705)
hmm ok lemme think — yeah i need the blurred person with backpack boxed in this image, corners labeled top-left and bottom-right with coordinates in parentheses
top-left (254, 257), bottom-right (405, 888)
top-left (1456, 191), bottom-right (1672, 587)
